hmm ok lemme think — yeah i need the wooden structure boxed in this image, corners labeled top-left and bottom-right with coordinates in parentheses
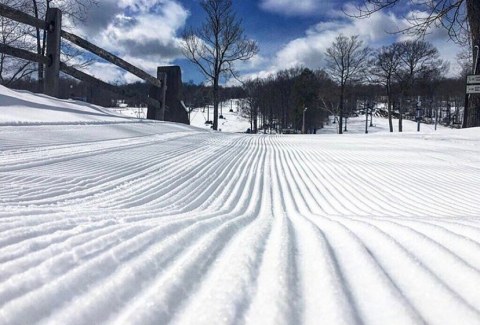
top-left (0, 3), bottom-right (189, 123)
top-left (154, 66), bottom-right (189, 124)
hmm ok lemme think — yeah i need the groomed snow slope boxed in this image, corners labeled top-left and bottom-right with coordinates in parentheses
top-left (1, 87), bottom-right (480, 325)
top-left (0, 87), bottom-right (139, 125)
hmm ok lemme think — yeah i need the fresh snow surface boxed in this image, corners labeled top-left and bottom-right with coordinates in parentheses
top-left (319, 114), bottom-right (450, 134)
top-left (0, 87), bottom-right (136, 125)
top-left (189, 100), bottom-right (251, 133)
top-left (1, 86), bottom-right (480, 325)
top-left (110, 100), bottom-right (251, 133)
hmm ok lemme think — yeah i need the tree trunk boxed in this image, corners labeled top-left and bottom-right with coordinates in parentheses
top-left (387, 84), bottom-right (393, 132)
top-left (339, 84), bottom-right (344, 134)
top-left (399, 96), bottom-right (403, 132)
top-left (213, 77), bottom-right (219, 130)
top-left (250, 109), bottom-right (253, 131)
top-left (466, 0), bottom-right (480, 127)
top-left (467, 0), bottom-right (480, 66)
top-left (253, 106), bottom-right (258, 133)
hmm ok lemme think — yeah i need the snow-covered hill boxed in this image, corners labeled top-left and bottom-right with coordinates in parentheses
top-left (1, 86), bottom-right (480, 325)
top-left (0, 86), bottom-right (137, 125)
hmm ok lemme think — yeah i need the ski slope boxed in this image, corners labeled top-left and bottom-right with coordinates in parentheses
top-left (1, 86), bottom-right (480, 324)
top-left (189, 100), bottom-right (251, 133)
top-left (318, 114), bottom-right (450, 134)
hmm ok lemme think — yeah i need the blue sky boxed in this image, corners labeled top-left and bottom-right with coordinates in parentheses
top-left (76, 0), bottom-right (463, 85)
top-left (175, 0), bottom-right (326, 83)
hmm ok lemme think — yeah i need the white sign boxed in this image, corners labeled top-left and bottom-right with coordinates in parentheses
top-left (466, 85), bottom-right (480, 94)
top-left (467, 75), bottom-right (480, 84)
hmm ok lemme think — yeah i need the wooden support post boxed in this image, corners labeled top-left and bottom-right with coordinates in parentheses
top-left (44, 8), bottom-right (61, 98)
top-left (157, 72), bottom-right (167, 120)
top-left (157, 66), bottom-right (189, 124)
top-left (147, 71), bottom-right (167, 121)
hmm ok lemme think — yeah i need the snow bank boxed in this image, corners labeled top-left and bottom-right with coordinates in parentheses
top-left (0, 86), bottom-right (136, 125)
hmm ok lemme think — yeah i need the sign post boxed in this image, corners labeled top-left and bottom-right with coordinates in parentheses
top-left (467, 75), bottom-right (480, 85)
top-left (466, 84), bottom-right (480, 94)
top-left (464, 74), bottom-right (480, 127)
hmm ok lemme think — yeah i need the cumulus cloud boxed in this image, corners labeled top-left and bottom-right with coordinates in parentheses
top-left (85, 62), bottom-right (129, 84)
top-left (240, 7), bottom-right (461, 82)
top-left (74, 0), bottom-right (189, 83)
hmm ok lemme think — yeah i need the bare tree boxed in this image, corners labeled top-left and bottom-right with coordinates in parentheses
top-left (457, 46), bottom-right (473, 78)
top-left (395, 40), bottom-right (447, 131)
top-left (350, 1), bottom-right (477, 46)
top-left (0, 0), bottom-right (36, 85)
top-left (243, 78), bottom-right (262, 133)
top-left (12, 0), bottom-right (98, 89)
top-left (182, 0), bottom-right (258, 131)
top-left (325, 34), bottom-right (371, 134)
top-left (372, 43), bottom-right (403, 132)
top-left (349, 0), bottom-right (480, 127)
top-left (1, 0), bottom-right (97, 88)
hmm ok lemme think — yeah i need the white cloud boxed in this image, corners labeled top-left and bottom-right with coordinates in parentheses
top-left (85, 62), bottom-right (127, 84)
top-left (72, 0), bottom-right (189, 83)
top-left (241, 8), bottom-right (462, 81)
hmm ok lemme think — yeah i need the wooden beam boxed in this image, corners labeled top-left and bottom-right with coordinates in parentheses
top-left (0, 3), bottom-right (46, 30)
top-left (0, 4), bottom-right (163, 89)
top-left (61, 30), bottom-right (162, 88)
top-left (0, 44), bottom-right (49, 65)
top-left (60, 63), bottom-right (160, 109)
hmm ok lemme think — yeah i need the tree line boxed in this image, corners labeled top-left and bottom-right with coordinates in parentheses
top-left (2, 0), bottom-right (479, 130)
top-left (242, 36), bottom-right (467, 134)
top-left (182, 0), bottom-right (479, 132)
top-left (5, 37), bottom-right (466, 135)
top-left (6, 74), bottom-right (245, 112)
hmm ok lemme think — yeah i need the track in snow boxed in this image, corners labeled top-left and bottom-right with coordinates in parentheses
top-left (1, 122), bottom-right (480, 325)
